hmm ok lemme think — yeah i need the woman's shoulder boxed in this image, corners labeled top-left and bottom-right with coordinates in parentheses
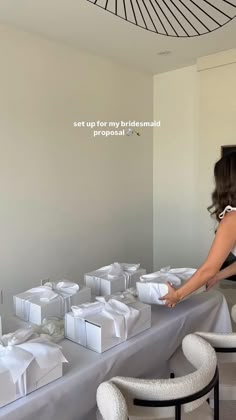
top-left (220, 210), bottom-right (236, 225)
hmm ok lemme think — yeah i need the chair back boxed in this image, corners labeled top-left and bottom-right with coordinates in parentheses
top-left (97, 381), bottom-right (128, 420)
top-left (231, 304), bottom-right (236, 324)
top-left (110, 334), bottom-right (217, 419)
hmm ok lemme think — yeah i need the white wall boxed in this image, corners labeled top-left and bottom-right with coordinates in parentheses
top-left (197, 50), bottom-right (236, 262)
top-left (153, 66), bottom-right (198, 269)
top-left (154, 49), bottom-right (236, 271)
top-left (0, 25), bottom-right (153, 312)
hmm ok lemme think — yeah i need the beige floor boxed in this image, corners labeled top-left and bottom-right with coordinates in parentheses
top-left (220, 401), bottom-right (236, 419)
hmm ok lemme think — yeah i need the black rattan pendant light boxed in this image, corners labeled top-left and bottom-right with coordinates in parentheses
top-left (87, 0), bottom-right (236, 37)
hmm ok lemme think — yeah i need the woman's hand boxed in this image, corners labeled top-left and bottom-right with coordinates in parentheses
top-left (206, 274), bottom-right (220, 291)
top-left (159, 282), bottom-right (180, 308)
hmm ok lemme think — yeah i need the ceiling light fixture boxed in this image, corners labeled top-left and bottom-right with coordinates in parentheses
top-left (87, 0), bottom-right (236, 38)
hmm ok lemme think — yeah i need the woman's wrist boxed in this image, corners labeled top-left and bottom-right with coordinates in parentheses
top-left (175, 289), bottom-right (182, 303)
top-left (214, 272), bottom-right (221, 282)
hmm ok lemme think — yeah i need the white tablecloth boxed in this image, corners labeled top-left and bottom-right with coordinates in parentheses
top-left (0, 290), bottom-right (232, 420)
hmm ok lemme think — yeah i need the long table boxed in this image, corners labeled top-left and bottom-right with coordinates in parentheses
top-left (0, 290), bottom-right (232, 420)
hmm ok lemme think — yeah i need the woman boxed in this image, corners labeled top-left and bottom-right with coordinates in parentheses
top-left (161, 152), bottom-right (236, 308)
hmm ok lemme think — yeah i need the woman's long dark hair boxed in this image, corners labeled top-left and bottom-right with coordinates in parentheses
top-left (208, 152), bottom-right (236, 221)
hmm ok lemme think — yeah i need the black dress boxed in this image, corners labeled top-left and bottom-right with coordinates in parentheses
top-left (221, 253), bottom-right (236, 281)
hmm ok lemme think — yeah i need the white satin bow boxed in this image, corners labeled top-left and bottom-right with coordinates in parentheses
top-left (140, 269), bottom-right (181, 286)
top-left (97, 262), bottom-right (140, 289)
top-left (106, 263), bottom-right (125, 279)
top-left (96, 289), bottom-right (137, 305)
top-left (0, 328), bottom-right (67, 385)
top-left (23, 286), bottom-right (58, 302)
top-left (160, 267), bottom-right (196, 282)
top-left (44, 281), bottom-right (79, 298)
top-left (71, 297), bottom-right (140, 340)
top-left (121, 263), bottom-right (140, 272)
top-left (34, 319), bottom-right (65, 343)
top-left (71, 302), bottom-right (104, 318)
top-left (23, 281), bottom-right (79, 303)
top-left (140, 267), bottom-right (196, 286)
top-left (97, 298), bottom-right (140, 339)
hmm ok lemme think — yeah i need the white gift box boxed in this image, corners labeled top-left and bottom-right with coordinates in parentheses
top-left (137, 282), bottom-right (169, 305)
top-left (0, 364), bottom-right (16, 408)
top-left (0, 332), bottom-right (67, 408)
top-left (22, 355), bottom-right (63, 393)
top-left (84, 263), bottom-right (146, 296)
top-left (65, 299), bottom-right (151, 353)
top-left (140, 269), bottom-right (183, 287)
top-left (163, 267), bottom-right (197, 281)
top-left (140, 267), bottom-right (198, 285)
top-left (14, 283), bottom-right (91, 325)
top-left (0, 354), bottom-right (63, 409)
top-left (138, 267), bottom-right (204, 305)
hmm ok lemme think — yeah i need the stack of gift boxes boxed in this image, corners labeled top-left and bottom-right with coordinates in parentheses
top-left (0, 262), bottom-right (151, 408)
top-left (1, 263), bottom-right (199, 409)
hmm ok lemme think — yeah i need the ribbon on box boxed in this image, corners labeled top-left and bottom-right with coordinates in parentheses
top-left (160, 267), bottom-right (196, 282)
top-left (140, 267), bottom-right (196, 287)
top-left (0, 328), bottom-right (67, 394)
top-left (18, 338), bottom-right (67, 370)
top-left (70, 297), bottom-right (140, 343)
top-left (140, 268), bottom-right (181, 287)
top-left (48, 281), bottom-right (79, 297)
top-left (96, 289), bottom-right (137, 305)
top-left (18, 281), bottom-right (79, 321)
top-left (121, 263), bottom-right (140, 272)
top-left (92, 263), bottom-right (140, 294)
top-left (137, 267), bottom-right (199, 305)
top-left (96, 297), bottom-right (140, 340)
top-left (71, 302), bottom-right (104, 318)
top-left (15, 338), bottom-right (67, 396)
top-left (45, 281), bottom-right (80, 314)
top-left (0, 328), bottom-right (36, 385)
top-left (34, 318), bottom-right (65, 343)
top-left (108, 263), bottom-right (140, 289)
top-left (16, 287), bottom-right (57, 322)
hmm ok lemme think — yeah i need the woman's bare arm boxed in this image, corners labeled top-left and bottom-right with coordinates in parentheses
top-left (161, 212), bottom-right (236, 305)
top-left (206, 260), bottom-right (236, 289)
